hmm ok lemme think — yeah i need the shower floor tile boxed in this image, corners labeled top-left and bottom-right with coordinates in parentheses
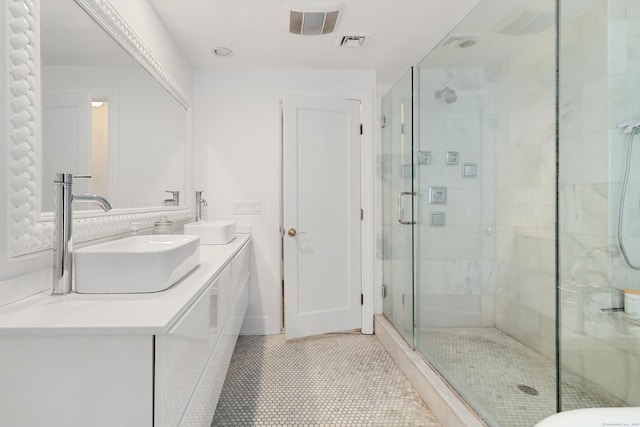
top-left (420, 328), bottom-right (626, 427)
top-left (212, 333), bottom-right (440, 426)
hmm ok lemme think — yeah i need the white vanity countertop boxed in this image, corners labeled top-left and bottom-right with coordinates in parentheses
top-left (0, 234), bottom-right (250, 336)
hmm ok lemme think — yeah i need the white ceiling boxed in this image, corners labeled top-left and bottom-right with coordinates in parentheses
top-left (148, 0), bottom-right (481, 86)
top-left (41, 0), bottom-right (599, 90)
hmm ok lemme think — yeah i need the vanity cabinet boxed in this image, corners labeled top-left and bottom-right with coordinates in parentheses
top-left (0, 236), bottom-right (251, 427)
top-left (156, 242), bottom-right (250, 426)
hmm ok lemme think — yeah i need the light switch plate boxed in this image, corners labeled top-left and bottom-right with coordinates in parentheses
top-left (233, 201), bottom-right (261, 215)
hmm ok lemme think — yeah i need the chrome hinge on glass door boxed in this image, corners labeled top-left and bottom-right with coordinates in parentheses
top-left (397, 191), bottom-right (416, 225)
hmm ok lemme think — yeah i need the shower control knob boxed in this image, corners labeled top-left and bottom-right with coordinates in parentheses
top-left (287, 228), bottom-right (297, 237)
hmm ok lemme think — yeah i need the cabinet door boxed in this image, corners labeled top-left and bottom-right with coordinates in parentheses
top-left (180, 269), bottom-right (250, 426)
top-left (231, 243), bottom-right (250, 290)
top-left (155, 275), bottom-right (220, 427)
top-left (0, 335), bottom-right (153, 427)
top-left (216, 262), bottom-right (232, 330)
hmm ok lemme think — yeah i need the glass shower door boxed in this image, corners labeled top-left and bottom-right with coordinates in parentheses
top-left (382, 69), bottom-right (415, 344)
top-left (411, 0), bottom-right (557, 424)
top-left (558, 0), bottom-right (640, 411)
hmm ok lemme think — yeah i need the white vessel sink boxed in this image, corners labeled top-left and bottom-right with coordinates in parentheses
top-left (75, 235), bottom-right (200, 294)
top-left (183, 221), bottom-right (236, 245)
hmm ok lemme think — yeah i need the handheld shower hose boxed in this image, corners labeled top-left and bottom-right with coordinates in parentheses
top-left (617, 120), bottom-right (640, 270)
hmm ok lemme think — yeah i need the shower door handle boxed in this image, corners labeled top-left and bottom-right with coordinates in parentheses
top-left (397, 192), bottom-right (416, 225)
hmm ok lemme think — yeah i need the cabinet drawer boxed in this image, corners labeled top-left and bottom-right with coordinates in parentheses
top-left (216, 265), bottom-right (232, 332)
top-left (155, 275), bottom-right (220, 427)
top-left (231, 242), bottom-right (250, 289)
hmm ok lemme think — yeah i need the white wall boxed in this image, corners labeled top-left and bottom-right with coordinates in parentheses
top-left (194, 69), bottom-right (376, 335)
top-left (0, 0), bottom-right (193, 306)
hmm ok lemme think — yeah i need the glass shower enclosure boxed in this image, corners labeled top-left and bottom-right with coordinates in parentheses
top-left (381, 0), bottom-right (640, 425)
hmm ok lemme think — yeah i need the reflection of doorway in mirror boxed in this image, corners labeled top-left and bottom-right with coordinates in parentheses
top-left (91, 100), bottom-right (109, 201)
top-left (41, 92), bottom-right (91, 211)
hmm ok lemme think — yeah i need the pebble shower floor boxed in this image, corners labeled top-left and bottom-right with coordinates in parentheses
top-left (211, 333), bottom-right (440, 426)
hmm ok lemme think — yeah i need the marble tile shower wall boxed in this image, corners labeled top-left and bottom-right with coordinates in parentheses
top-left (608, 0), bottom-right (640, 286)
top-left (416, 30), bottom-right (557, 358)
top-left (493, 26), bottom-right (557, 360)
top-left (560, 0), bottom-right (640, 406)
top-left (416, 68), bottom-right (497, 328)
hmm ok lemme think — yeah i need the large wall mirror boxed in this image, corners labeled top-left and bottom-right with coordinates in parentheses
top-left (7, 0), bottom-right (193, 257)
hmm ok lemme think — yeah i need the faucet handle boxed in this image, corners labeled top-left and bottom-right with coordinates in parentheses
top-left (53, 174), bottom-right (92, 184)
top-left (195, 191), bottom-right (207, 206)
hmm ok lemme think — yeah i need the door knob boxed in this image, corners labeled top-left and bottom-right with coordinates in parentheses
top-left (288, 228), bottom-right (297, 237)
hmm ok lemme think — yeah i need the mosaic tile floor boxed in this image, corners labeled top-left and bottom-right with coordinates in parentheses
top-left (420, 328), bottom-right (626, 427)
top-left (212, 333), bottom-right (441, 426)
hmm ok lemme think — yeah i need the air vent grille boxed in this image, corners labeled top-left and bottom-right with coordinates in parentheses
top-left (289, 10), bottom-right (340, 35)
top-left (339, 35), bottom-right (366, 48)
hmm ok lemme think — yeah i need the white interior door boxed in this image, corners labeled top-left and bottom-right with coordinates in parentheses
top-left (41, 91), bottom-right (91, 211)
top-left (283, 95), bottom-right (362, 340)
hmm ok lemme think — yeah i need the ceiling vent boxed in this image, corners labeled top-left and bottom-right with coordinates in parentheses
top-left (339, 35), bottom-right (366, 48)
top-left (287, 1), bottom-right (343, 35)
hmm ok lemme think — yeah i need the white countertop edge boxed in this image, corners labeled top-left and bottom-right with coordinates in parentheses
top-left (0, 235), bottom-right (251, 336)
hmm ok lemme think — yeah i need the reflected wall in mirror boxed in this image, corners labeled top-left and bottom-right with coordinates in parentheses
top-left (40, 0), bottom-right (187, 211)
top-left (6, 0), bottom-right (192, 258)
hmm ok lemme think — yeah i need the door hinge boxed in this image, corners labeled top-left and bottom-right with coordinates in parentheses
top-left (360, 123), bottom-right (363, 135)
top-left (381, 284), bottom-right (386, 298)
top-left (360, 209), bottom-right (363, 221)
top-left (381, 115), bottom-right (386, 128)
top-left (361, 293), bottom-right (364, 305)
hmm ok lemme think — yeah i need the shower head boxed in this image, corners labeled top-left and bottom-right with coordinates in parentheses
top-left (434, 87), bottom-right (457, 104)
top-left (618, 119), bottom-right (640, 135)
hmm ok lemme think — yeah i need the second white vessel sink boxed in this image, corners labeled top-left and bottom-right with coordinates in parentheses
top-left (75, 235), bottom-right (200, 294)
top-left (183, 221), bottom-right (236, 244)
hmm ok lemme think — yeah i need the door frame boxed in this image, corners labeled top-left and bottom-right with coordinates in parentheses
top-left (279, 89), bottom-right (375, 335)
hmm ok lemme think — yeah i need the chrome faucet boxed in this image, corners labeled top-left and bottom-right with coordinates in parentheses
top-left (195, 190), bottom-right (208, 221)
top-left (162, 190), bottom-right (180, 206)
top-left (52, 173), bottom-right (112, 295)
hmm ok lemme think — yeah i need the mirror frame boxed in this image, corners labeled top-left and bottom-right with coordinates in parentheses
top-left (7, 0), bottom-right (193, 258)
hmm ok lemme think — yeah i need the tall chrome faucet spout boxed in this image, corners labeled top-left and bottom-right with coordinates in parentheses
top-left (195, 190), bottom-right (208, 222)
top-left (73, 194), bottom-right (112, 211)
top-left (52, 173), bottom-right (112, 295)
